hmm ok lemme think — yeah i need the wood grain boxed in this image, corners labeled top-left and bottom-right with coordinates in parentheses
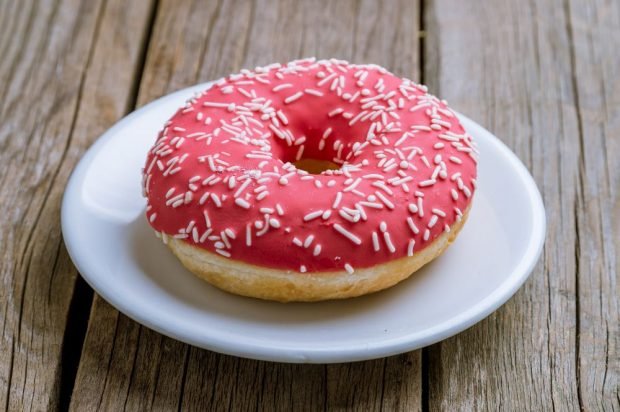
top-left (69, 0), bottom-right (422, 410)
top-left (0, 0), bottom-right (155, 410)
top-left (567, 0), bottom-right (619, 408)
top-left (424, 0), bottom-right (618, 410)
top-left (1, 0), bottom-right (617, 410)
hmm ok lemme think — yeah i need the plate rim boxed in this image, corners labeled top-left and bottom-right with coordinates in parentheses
top-left (61, 84), bottom-right (546, 363)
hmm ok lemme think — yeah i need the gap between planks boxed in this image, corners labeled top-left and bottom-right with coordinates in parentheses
top-left (56, 0), bottom-right (161, 407)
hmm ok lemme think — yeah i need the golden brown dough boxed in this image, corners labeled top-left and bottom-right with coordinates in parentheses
top-left (167, 207), bottom-right (470, 302)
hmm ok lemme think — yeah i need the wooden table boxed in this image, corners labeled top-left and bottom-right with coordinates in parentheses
top-left (1, 0), bottom-right (617, 410)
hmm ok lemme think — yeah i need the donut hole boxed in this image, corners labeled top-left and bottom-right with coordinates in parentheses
top-left (293, 158), bottom-right (340, 174)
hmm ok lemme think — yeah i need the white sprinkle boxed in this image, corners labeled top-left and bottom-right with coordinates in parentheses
top-left (463, 186), bottom-right (472, 198)
top-left (344, 264), bottom-right (354, 274)
top-left (210, 193), bottom-right (222, 207)
top-left (276, 204), bottom-right (284, 215)
top-left (408, 203), bottom-right (418, 213)
top-left (300, 265), bottom-right (307, 273)
top-left (407, 217), bottom-right (419, 234)
top-left (432, 208), bottom-right (446, 217)
top-left (199, 192), bottom-right (210, 205)
top-left (438, 133), bottom-right (459, 142)
top-left (295, 145), bottom-right (305, 161)
top-left (216, 249), bottom-right (231, 258)
top-left (383, 232), bottom-right (396, 253)
top-left (343, 178), bottom-right (362, 192)
top-left (284, 92), bottom-right (304, 104)
top-left (305, 88), bottom-right (324, 96)
top-left (202, 211), bottom-right (211, 228)
top-left (355, 204), bottom-right (368, 221)
top-left (219, 233), bottom-right (231, 249)
top-left (276, 110), bottom-right (289, 125)
top-left (269, 218), bottom-right (281, 228)
top-left (375, 191), bottom-right (395, 209)
top-left (423, 229), bottom-right (430, 241)
top-left (234, 179), bottom-right (252, 198)
top-left (183, 192), bottom-right (193, 204)
top-left (394, 133), bottom-right (410, 147)
top-left (237, 87), bottom-right (252, 98)
top-left (428, 215), bottom-right (438, 228)
top-left (333, 224), bottom-right (362, 245)
top-left (373, 181), bottom-right (393, 195)
top-left (417, 197), bottom-right (424, 217)
top-left (224, 228), bottom-right (236, 239)
top-left (409, 102), bottom-right (431, 112)
top-left (432, 118), bottom-right (451, 128)
top-left (328, 108), bottom-right (344, 117)
top-left (304, 210), bottom-right (323, 221)
top-left (379, 221), bottom-right (388, 232)
top-left (235, 198), bottom-right (251, 209)
top-left (362, 174), bottom-right (385, 180)
top-left (332, 192), bottom-right (343, 209)
top-left (339, 209), bottom-right (359, 223)
top-left (359, 201), bottom-right (383, 209)
top-left (313, 244), bottom-right (322, 256)
top-left (421, 156), bottom-right (431, 168)
top-left (304, 235), bottom-right (314, 248)
top-left (322, 128), bottom-right (333, 139)
top-left (451, 189), bottom-right (459, 201)
top-left (245, 224), bottom-right (252, 246)
top-left (407, 239), bottom-right (415, 256)
top-left (317, 72), bottom-right (337, 86)
top-left (203, 101), bottom-right (229, 109)
top-left (272, 83), bottom-right (293, 92)
top-left (322, 210), bottom-right (332, 219)
top-left (165, 188), bottom-right (176, 198)
top-left (418, 179), bottom-right (436, 187)
top-left (199, 229), bottom-right (212, 243)
top-left (371, 232), bottom-right (381, 252)
top-left (348, 110), bottom-right (367, 126)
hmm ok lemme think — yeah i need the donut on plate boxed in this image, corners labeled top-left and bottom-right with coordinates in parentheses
top-left (142, 58), bottom-right (477, 302)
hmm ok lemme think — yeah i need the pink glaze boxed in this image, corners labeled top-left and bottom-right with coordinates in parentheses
top-left (142, 58), bottom-right (477, 273)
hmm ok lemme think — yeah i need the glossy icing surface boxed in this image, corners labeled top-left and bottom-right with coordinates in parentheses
top-left (142, 58), bottom-right (477, 273)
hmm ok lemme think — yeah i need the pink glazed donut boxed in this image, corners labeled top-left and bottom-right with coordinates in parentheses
top-left (142, 58), bottom-right (477, 302)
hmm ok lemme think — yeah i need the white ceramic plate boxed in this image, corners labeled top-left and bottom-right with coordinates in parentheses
top-left (62, 83), bottom-right (545, 363)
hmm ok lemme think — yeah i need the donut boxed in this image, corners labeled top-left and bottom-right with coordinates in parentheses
top-left (142, 58), bottom-right (478, 302)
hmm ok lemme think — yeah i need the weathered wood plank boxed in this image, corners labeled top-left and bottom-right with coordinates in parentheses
top-left (424, 0), bottom-right (618, 410)
top-left (70, 0), bottom-right (421, 410)
top-left (566, 0), bottom-right (619, 408)
top-left (0, 0), bottom-right (155, 410)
